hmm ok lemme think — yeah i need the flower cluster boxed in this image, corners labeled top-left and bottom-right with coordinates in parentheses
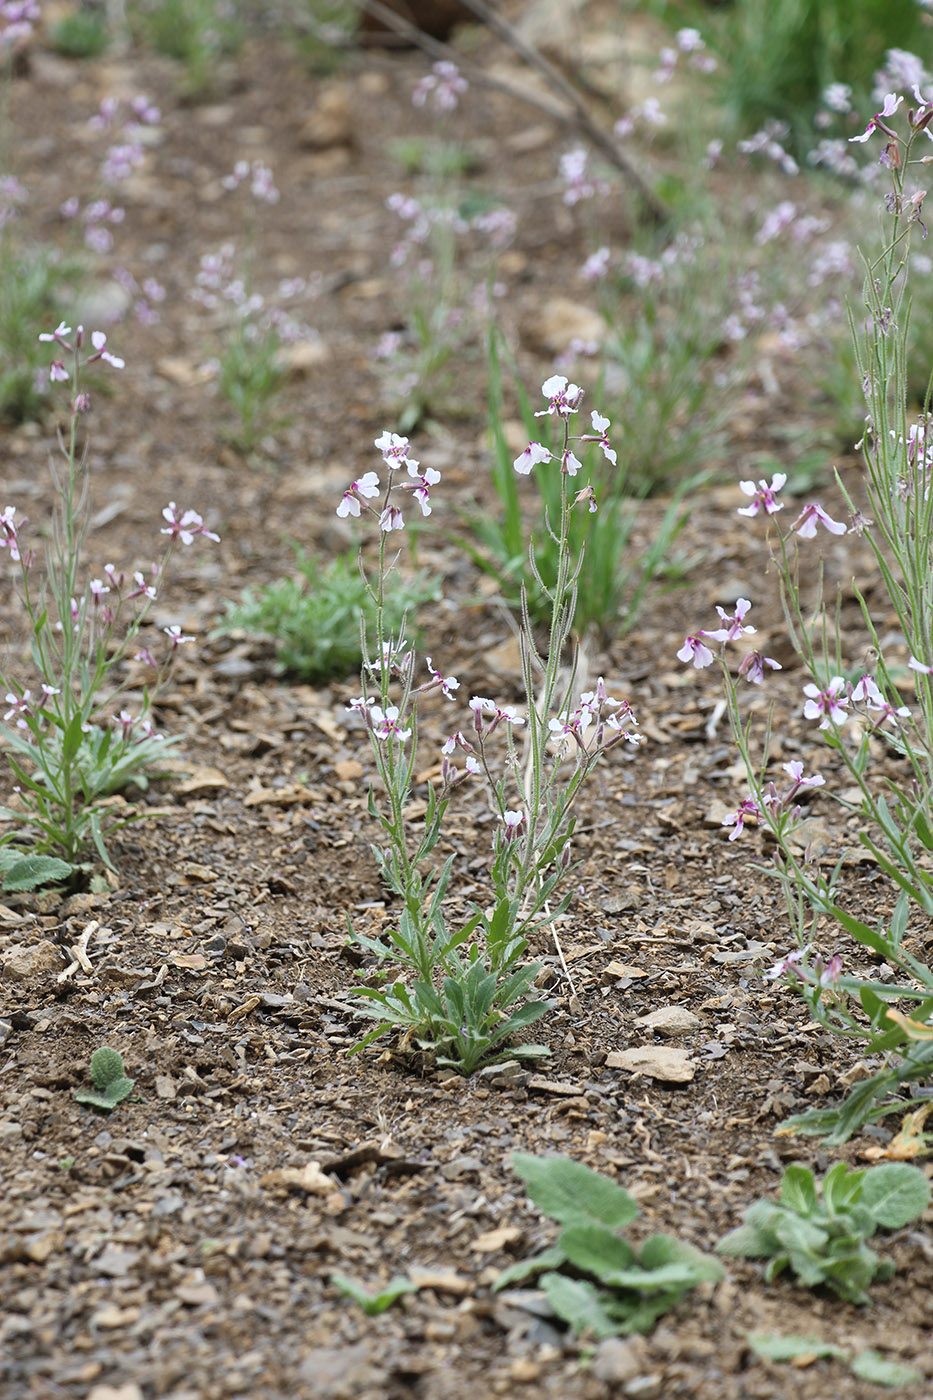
top-left (559, 148), bottom-right (609, 206)
top-left (0, 0), bottom-right (38, 52)
top-left (547, 677), bottom-right (640, 755)
top-left (723, 760), bottom-right (826, 842)
top-left (336, 430), bottom-right (441, 533)
top-left (221, 159), bottom-right (280, 204)
top-left (190, 243), bottom-right (319, 347)
top-left (38, 322), bottom-right (124, 405)
top-left (511, 379), bottom-right (617, 508)
top-left (412, 60), bottom-right (467, 113)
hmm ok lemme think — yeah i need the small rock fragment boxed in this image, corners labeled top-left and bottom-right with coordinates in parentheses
top-left (634, 1006), bottom-right (701, 1036)
top-left (2, 940), bottom-right (62, 979)
top-left (606, 1046), bottom-right (696, 1083)
top-left (591, 1336), bottom-right (647, 1384)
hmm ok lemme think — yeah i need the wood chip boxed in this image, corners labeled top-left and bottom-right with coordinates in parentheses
top-left (471, 1225), bottom-right (522, 1253)
top-left (228, 994), bottom-right (262, 1024)
top-left (408, 1266), bottom-right (472, 1295)
top-left (259, 1161), bottom-right (336, 1195)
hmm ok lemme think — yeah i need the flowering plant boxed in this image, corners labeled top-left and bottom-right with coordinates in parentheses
top-left (339, 379), bottom-right (639, 1073)
top-left (0, 323), bottom-right (218, 875)
top-left (680, 92), bottom-right (933, 1142)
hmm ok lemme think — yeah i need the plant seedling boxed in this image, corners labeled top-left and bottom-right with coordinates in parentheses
top-left (73, 1047), bottom-right (135, 1113)
top-left (716, 1161), bottom-right (930, 1304)
top-left (495, 1153), bottom-right (724, 1339)
top-left (331, 1272), bottom-right (417, 1315)
top-left (747, 1334), bottom-right (923, 1387)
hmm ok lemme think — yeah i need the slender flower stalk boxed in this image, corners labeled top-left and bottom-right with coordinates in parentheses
top-left (337, 378), bottom-right (638, 1072)
top-left (0, 325), bottom-right (219, 867)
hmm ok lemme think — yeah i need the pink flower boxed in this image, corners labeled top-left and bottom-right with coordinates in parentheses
top-left (580, 246), bottom-right (610, 281)
top-left (781, 760), bottom-right (825, 796)
top-left (87, 330), bottom-right (124, 369)
top-left (737, 472), bottom-right (786, 516)
top-left (161, 503), bottom-right (220, 544)
top-left (803, 676), bottom-right (849, 728)
top-left (702, 597), bottom-right (756, 643)
top-left (561, 449), bottom-right (583, 476)
top-left (500, 808), bottom-right (526, 842)
top-left (909, 655), bottom-right (933, 674)
top-left (791, 502), bottom-right (847, 538)
top-left (370, 705), bottom-right (412, 742)
top-left (412, 60), bottom-right (467, 113)
top-left (374, 430), bottom-right (418, 471)
top-left (38, 320), bottom-right (72, 347)
top-left (402, 464), bottom-right (440, 516)
top-left (849, 92), bottom-right (902, 143)
top-left (513, 441), bottom-right (552, 474)
top-left (164, 625), bottom-right (194, 647)
top-left (379, 504), bottom-right (404, 532)
top-left (851, 674), bottom-right (911, 727)
top-left (0, 504), bottom-right (22, 561)
top-left (50, 361), bottom-right (69, 383)
top-left (336, 471), bottom-right (380, 518)
top-left (677, 633), bottom-right (715, 668)
top-left (425, 657), bottom-right (459, 699)
top-left (766, 947), bottom-right (808, 981)
top-left (582, 410), bottom-right (617, 465)
top-left (738, 651), bottom-right (782, 684)
top-left (3, 689), bottom-right (31, 727)
top-left (535, 374), bottom-right (583, 418)
top-left (469, 696), bottom-right (525, 734)
top-left (722, 796), bottom-right (760, 841)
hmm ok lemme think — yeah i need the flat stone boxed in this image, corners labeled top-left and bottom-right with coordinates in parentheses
top-left (2, 940), bottom-right (61, 979)
top-left (634, 1006), bottom-right (701, 1037)
top-left (606, 1046), bottom-right (696, 1083)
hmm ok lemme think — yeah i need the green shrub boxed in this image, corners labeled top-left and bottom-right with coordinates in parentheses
top-left (219, 548), bottom-right (441, 683)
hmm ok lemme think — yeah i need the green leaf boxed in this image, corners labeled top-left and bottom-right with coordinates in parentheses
top-left (779, 1164), bottom-right (820, 1217)
top-left (493, 1245), bottom-right (567, 1292)
top-left (860, 1164), bottom-right (931, 1229)
top-left (330, 1273), bottom-right (416, 1316)
top-left (538, 1272), bottom-right (621, 1340)
top-left (821, 1161), bottom-right (865, 1216)
top-left (638, 1234), bottom-right (725, 1285)
top-left (73, 1076), bottom-right (134, 1112)
top-left (772, 1210), bottom-right (829, 1256)
top-left (0, 853), bottom-right (73, 891)
top-left (512, 1153), bottom-right (640, 1229)
top-left (557, 1224), bottom-right (637, 1285)
top-left (714, 1215), bottom-right (773, 1260)
top-left (102, 1077), bottom-right (134, 1105)
top-left (61, 710), bottom-right (86, 766)
top-left (849, 1350), bottom-right (923, 1387)
top-left (746, 1333), bottom-right (846, 1363)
